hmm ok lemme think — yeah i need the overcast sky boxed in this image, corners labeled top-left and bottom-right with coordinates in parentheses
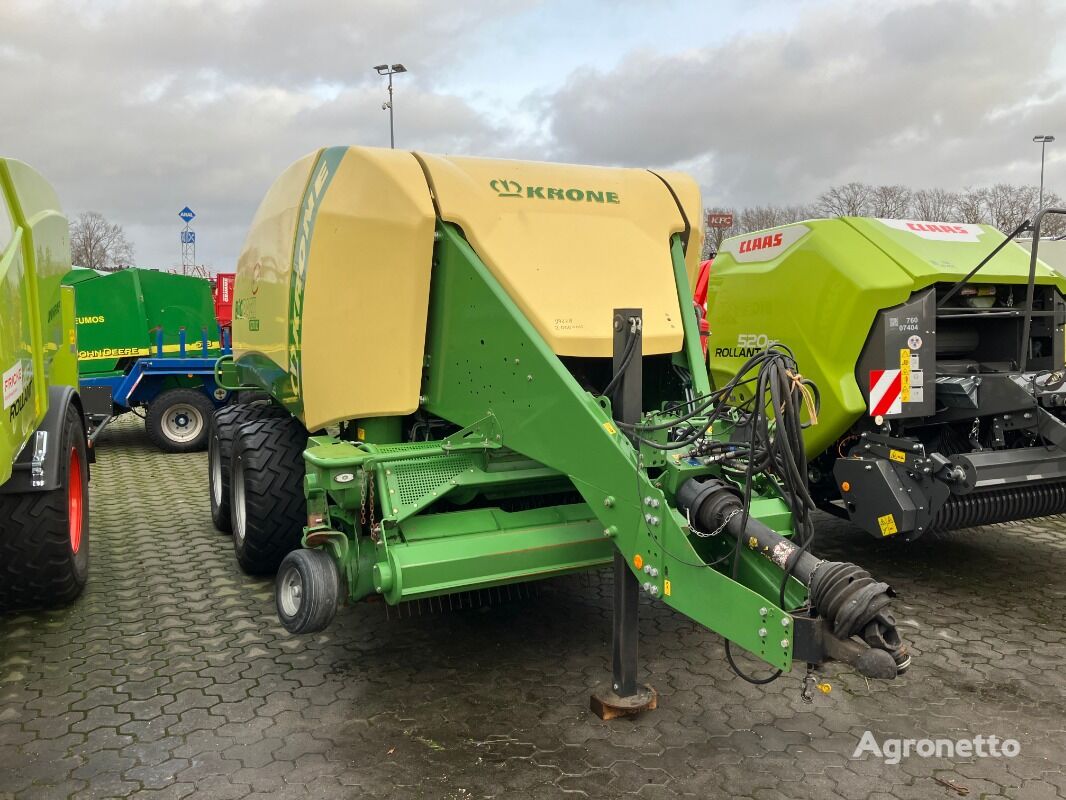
top-left (2, 0), bottom-right (1063, 271)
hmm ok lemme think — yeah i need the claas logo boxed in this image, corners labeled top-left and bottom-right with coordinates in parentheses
top-left (738, 232), bottom-right (783, 254)
top-left (905, 222), bottom-right (970, 235)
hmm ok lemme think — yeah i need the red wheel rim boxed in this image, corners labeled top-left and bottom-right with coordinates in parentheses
top-left (68, 447), bottom-right (84, 554)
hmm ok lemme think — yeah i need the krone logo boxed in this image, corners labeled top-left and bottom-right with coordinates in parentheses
top-left (489, 178), bottom-right (523, 197)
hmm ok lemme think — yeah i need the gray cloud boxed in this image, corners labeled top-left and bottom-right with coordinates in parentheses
top-left (544, 0), bottom-right (1066, 209)
top-left (0, 0), bottom-right (531, 268)
top-left (2, 0), bottom-right (1064, 270)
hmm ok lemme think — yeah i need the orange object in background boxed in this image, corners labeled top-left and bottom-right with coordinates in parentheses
top-left (694, 259), bottom-right (711, 355)
top-left (213, 273), bottom-right (235, 328)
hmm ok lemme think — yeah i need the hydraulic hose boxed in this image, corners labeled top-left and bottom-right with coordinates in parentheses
top-left (677, 478), bottom-right (909, 676)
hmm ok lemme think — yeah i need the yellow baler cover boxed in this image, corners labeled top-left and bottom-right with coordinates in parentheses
top-left (415, 153), bottom-right (690, 357)
top-left (233, 146), bottom-right (436, 430)
top-left (233, 146), bottom-right (703, 428)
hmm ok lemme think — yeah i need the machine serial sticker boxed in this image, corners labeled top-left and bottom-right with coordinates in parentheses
top-left (877, 514), bottom-right (899, 536)
top-left (664, 579), bottom-right (671, 597)
top-left (3, 362), bottom-right (24, 409)
top-left (889, 449), bottom-right (906, 463)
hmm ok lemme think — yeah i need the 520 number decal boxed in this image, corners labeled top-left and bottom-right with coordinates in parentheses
top-left (737, 334), bottom-right (770, 349)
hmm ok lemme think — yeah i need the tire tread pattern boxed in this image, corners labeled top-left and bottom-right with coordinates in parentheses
top-left (232, 415), bottom-right (307, 575)
top-left (0, 406), bottom-right (89, 609)
top-left (210, 401), bottom-right (286, 532)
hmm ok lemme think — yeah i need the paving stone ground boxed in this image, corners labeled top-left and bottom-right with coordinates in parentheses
top-left (2, 415), bottom-right (1066, 799)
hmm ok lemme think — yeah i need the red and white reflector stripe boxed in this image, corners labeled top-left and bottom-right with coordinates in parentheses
top-left (869, 369), bottom-right (902, 416)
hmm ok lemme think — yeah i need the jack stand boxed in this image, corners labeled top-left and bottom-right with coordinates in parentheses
top-left (590, 308), bottom-right (657, 720)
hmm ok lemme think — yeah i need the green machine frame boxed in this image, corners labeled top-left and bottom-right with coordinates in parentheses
top-left (229, 219), bottom-right (909, 701)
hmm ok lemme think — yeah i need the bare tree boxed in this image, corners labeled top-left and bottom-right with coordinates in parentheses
top-left (736, 204), bottom-right (812, 233)
top-left (980, 183), bottom-right (1037, 233)
top-left (815, 182), bottom-right (871, 216)
top-left (910, 188), bottom-right (961, 221)
top-left (1034, 190), bottom-right (1066, 237)
top-left (868, 185), bottom-right (912, 218)
top-left (954, 187), bottom-right (987, 224)
top-left (705, 181), bottom-right (1063, 248)
top-left (69, 211), bottom-right (135, 271)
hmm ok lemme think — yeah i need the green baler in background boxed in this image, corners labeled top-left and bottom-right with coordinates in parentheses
top-left (709, 212), bottom-right (1066, 540)
top-left (0, 158), bottom-right (91, 609)
top-left (210, 146), bottom-right (910, 717)
top-left (63, 267), bottom-right (231, 452)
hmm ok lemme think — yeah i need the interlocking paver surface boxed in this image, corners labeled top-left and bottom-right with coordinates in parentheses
top-left (2, 416), bottom-right (1066, 798)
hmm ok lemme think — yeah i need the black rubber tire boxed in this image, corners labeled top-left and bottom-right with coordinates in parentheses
top-left (230, 415), bottom-right (308, 575)
top-left (0, 405), bottom-right (90, 608)
top-left (275, 548), bottom-right (341, 634)
top-left (209, 401), bottom-right (287, 533)
top-left (146, 388), bottom-right (216, 453)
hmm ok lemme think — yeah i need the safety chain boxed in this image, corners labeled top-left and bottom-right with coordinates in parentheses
top-left (359, 467), bottom-right (379, 540)
top-left (691, 507), bottom-right (741, 539)
top-left (359, 470), bottom-right (367, 526)
top-left (368, 467), bottom-right (377, 539)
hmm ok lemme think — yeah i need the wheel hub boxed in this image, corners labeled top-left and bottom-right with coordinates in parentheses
top-left (68, 447), bottom-right (83, 554)
top-left (161, 403), bottom-right (204, 443)
top-left (279, 567), bottom-right (304, 617)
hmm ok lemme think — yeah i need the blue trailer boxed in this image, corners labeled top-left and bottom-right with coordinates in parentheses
top-left (80, 327), bottom-right (234, 452)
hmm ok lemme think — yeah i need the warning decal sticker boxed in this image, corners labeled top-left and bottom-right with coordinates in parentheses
top-left (899, 349), bottom-right (911, 402)
top-left (877, 513), bottom-right (899, 536)
top-left (869, 369), bottom-right (902, 416)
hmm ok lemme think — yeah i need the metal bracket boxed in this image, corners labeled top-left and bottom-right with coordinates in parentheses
top-left (441, 413), bottom-right (504, 451)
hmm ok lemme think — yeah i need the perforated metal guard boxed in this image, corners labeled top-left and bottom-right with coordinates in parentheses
top-left (393, 453), bottom-right (477, 506)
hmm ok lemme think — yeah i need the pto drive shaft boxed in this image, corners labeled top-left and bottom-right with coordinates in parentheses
top-left (677, 478), bottom-right (910, 678)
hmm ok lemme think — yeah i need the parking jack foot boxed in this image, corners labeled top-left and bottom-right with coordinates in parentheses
top-left (589, 684), bottom-right (657, 720)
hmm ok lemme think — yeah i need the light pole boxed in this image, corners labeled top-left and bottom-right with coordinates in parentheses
top-left (1034, 134), bottom-right (1055, 210)
top-left (374, 63), bottom-right (407, 149)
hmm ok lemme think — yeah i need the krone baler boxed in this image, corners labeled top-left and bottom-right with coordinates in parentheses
top-left (212, 147), bottom-right (909, 712)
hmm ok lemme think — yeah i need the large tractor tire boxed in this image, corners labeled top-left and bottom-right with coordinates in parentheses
top-left (209, 401), bottom-right (287, 533)
top-left (275, 548), bottom-right (341, 634)
top-left (146, 388), bottom-right (216, 453)
top-left (230, 415), bottom-right (308, 575)
top-left (0, 406), bottom-right (90, 608)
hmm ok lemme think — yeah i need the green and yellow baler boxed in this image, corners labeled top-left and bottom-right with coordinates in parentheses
top-left (709, 214), bottom-right (1066, 540)
top-left (212, 146), bottom-right (909, 711)
top-left (63, 267), bottom-right (230, 452)
top-left (0, 158), bottom-right (90, 609)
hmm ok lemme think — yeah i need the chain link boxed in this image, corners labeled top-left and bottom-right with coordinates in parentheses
top-left (359, 469), bottom-right (367, 527)
top-left (368, 466), bottom-right (377, 537)
top-left (691, 507), bottom-right (741, 538)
